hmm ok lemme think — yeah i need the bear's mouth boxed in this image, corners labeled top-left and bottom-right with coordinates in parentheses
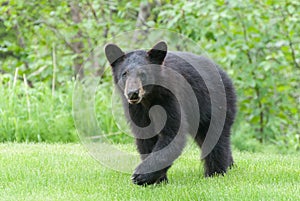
top-left (128, 97), bottom-right (142, 104)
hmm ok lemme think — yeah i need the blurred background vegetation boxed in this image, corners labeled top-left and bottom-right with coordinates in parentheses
top-left (0, 0), bottom-right (299, 153)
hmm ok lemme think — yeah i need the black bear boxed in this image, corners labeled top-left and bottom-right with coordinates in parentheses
top-left (105, 41), bottom-right (236, 186)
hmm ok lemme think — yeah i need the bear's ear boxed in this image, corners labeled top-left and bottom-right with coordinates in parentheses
top-left (147, 41), bottom-right (167, 64)
top-left (104, 43), bottom-right (125, 66)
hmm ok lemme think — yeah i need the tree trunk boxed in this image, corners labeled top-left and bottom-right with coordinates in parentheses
top-left (132, 2), bottom-right (151, 43)
top-left (70, 2), bottom-right (84, 80)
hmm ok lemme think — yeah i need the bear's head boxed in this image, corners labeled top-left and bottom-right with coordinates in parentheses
top-left (105, 41), bottom-right (167, 104)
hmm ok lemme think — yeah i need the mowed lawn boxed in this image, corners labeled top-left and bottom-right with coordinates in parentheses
top-left (0, 144), bottom-right (299, 201)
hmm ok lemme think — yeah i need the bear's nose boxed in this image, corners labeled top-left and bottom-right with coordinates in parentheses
top-left (127, 90), bottom-right (139, 100)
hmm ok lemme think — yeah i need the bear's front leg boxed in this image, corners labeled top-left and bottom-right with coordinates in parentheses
top-left (132, 132), bottom-right (186, 186)
top-left (132, 137), bottom-right (167, 185)
top-left (135, 137), bottom-right (158, 160)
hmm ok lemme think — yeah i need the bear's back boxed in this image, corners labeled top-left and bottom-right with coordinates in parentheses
top-left (163, 51), bottom-right (236, 129)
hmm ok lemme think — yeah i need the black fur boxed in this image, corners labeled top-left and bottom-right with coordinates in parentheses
top-left (105, 42), bottom-right (237, 185)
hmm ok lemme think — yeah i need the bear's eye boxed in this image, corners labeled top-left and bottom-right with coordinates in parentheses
top-left (121, 71), bottom-right (128, 79)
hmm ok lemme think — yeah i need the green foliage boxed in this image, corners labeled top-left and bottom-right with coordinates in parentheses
top-left (0, 0), bottom-right (139, 82)
top-left (0, 71), bottom-right (133, 143)
top-left (94, 76), bottom-right (133, 144)
top-left (0, 74), bottom-right (77, 142)
top-left (0, 1), bottom-right (299, 152)
top-left (156, 0), bottom-right (300, 151)
top-left (1, 144), bottom-right (300, 200)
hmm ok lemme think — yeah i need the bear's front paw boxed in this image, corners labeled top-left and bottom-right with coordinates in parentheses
top-left (155, 174), bottom-right (168, 184)
top-left (131, 171), bottom-right (164, 186)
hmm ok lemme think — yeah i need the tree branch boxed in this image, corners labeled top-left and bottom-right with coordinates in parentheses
top-left (235, 11), bottom-right (252, 64)
top-left (279, 8), bottom-right (300, 69)
top-left (36, 20), bottom-right (77, 52)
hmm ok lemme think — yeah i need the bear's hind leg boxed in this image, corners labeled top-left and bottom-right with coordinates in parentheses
top-left (202, 133), bottom-right (233, 177)
top-left (195, 127), bottom-right (233, 177)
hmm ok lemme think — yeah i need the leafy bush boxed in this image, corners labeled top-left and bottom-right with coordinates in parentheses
top-left (0, 0), bottom-right (299, 152)
top-left (0, 71), bottom-right (132, 144)
top-left (155, 0), bottom-right (300, 151)
top-left (0, 74), bottom-right (77, 142)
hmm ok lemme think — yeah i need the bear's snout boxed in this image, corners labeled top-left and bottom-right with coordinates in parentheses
top-left (124, 77), bottom-right (145, 104)
top-left (127, 89), bottom-right (139, 100)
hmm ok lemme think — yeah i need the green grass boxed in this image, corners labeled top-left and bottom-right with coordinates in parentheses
top-left (0, 78), bottom-right (77, 142)
top-left (0, 74), bottom-right (298, 153)
top-left (0, 74), bottom-right (131, 144)
top-left (0, 143), bottom-right (299, 201)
